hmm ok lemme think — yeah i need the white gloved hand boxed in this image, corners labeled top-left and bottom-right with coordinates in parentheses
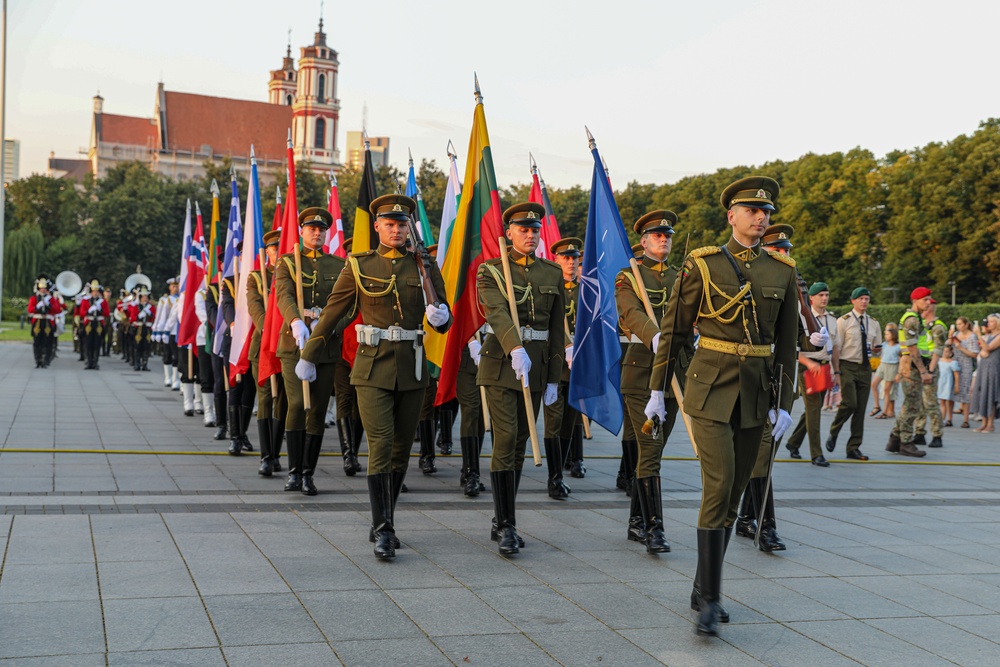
top-left (510, 347), bottom-right (532, 387)
top-left (295, 358), bottom-right (317, 382)
top-left (652, 332), bottom-right (661, 354)
top-left (425, 303), bottom-right (450, 327)
top-left (467, 339), bottom-right (482, 366)
top-left (291, 319), bottom-right (310, 349)
top-left (768, 408), bottom-right (793, 441)
top-left (565, 344), bottom-right (574, 369)
top-left (89, 305), bottom-right (99, 314)
top-left (809, 326), bottom-right (829, 348)
top-left (543, 382), bottom-right (558, 406)
top-left (645, 390), bottom-right (666, 422)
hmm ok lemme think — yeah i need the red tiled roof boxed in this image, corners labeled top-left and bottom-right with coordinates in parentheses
top-left (102, 114), bottom-right (158, 146)
top-left (163, 91), bottom-right (292, 163)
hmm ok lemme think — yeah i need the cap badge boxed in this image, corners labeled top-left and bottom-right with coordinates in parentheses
top-left (756, 189), bottom-right (769, 199)
top-left (392, 204), bottom-right (402, 212)
top-left (778, 232), bottom-right (787, 240)
top-left (526, 211), bottom-right (537, 219)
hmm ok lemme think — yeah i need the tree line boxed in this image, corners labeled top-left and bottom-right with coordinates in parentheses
top-left (5, 118), bottom-right (1000, 304)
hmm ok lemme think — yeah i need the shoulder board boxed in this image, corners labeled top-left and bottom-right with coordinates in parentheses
top-left (766, 249), bottom-right (796, 268)
top-left (688, 246), bottom-right (721, 259)
top-left (349, 250), bottom-right (376, 257)
top-left (841, 313), bottom-right (851, 320)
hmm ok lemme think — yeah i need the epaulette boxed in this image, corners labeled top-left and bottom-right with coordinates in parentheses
top-left (841, 313), bottom-right (851, 320)
top-left (688, 246), bottom-right (721, 259)
top-left (766, 249), bottom-right (796, 268)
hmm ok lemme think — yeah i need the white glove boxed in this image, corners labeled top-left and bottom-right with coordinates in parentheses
top-left (295, 358), bottom-right (317, 382)
top-left (291, 319), bottom-right (310, 349)
top-left (425, 303), bottom-right (450, 327)
top-left (565, 344), bottom-right (574, 369)
top-left (644, 390), bottom-right (666, 423)
top-left (510, 347), bottom-right (531, 387)
top-left (768, 408), bottom-right (793, 441)
top-left (652, 332), bottom-right (661, 354)
top-left (809, 326), bottom-right (829, 348)
top-left (543, 383), bottom-right (559, 406)
top-left (467, 339), bottom-right (482, 366)
top-left (89, 305), bottom-right (99, 314)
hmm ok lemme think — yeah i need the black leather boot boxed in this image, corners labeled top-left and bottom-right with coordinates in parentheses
top-left (694, 528), bottom-right (726, 636)
top-left (544, 437), bottom-right (570, 499)
top-left (213, 394), bottom-right (228, 441)
top-left (636, 476), bottom-right (670, 553)
top-left (461, 436), bottom-right (482, 497)
top-left (436, 409), bottom-right (454, 455)
top-left (734, 484), bottom-right (757, 538)
top-left (351, 418), bottom-right (365, 474)
top-left (271, 418), bottom-right (285, 472)
top-left (284, 430), bottom-right (304, 491)
top-left (239, 405), bottom-right (254, 452)
top-left (368, 473), bottom-right (396, 559)
top-left (568, 425), bottom-right (586, 478)
top-left (491, 470), bottom-right (519, 555)
top-left (691, 527), bottom-right (731, 624)
top-left (622, 439), bottom-right (637, 497)
top-left (626, 488), bottom-right (646, 543)
top-left (753, 479), bottom-right (785, 552)
top-left (257, 418), bottom-right (274, 477)
top-left (616, 450), bottom-right (628, 492)
top-left (301, 432), bottom-right (322, 496)
top-left (227, 406), bottom-right (243, 456)
top-left (338, 418), bottom-right (361, 476)
top-left (418, 420), bottom-right (437, 474)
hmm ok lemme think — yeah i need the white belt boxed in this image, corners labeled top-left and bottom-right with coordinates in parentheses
top-left (620, 334), bottom-right (642, 344)
top-left (31, 314), bottom-right (55, 321)
top-left (483, 324), bottom-right (549, 341)
top-left (360, 325), bottom-right (421, 342)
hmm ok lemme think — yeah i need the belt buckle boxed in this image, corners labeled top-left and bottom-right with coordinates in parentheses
top-left (737, 343), bottom-right (751, 356)
top-left (387, 326), bottom-right (403, 342)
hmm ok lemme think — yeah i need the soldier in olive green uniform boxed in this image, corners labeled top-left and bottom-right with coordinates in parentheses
top-left (616, 211), bottom-right (682, 554)
top-left (887, 287), bottom-right (933, 457)
top-left (332, 237), bottom-right (365, 477)
top-left (913, 299), bottom-right (947, 447)
top-left (646, 177), bottom-right (799, 636)
top-left (614, 243), bottom-right (646, 495)
top-left (541, 237), bottom-right (582, 500)
top-left (248, 230), bottom-right (286, 477)
top-left (415, 244), bottom-right (444, 475)
top-left (458, 325), bottom-right (489, 496)
top-left (274, 207), bottom-right (347, 496)
top-left (301, 195), bottom-right (451, 559)
top-left (477, 202), bottom-right (565, 556)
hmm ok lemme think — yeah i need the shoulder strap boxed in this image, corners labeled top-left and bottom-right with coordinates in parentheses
top-left (719, 245), bottom-right (747, 287)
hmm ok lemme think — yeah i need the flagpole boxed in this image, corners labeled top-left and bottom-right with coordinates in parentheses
top-left (268, 186), bottom-right (281, 400)
top-left (230, 167), bottom-right (243, 383)
top-left (477, 331), bottom-right (491, 433)
top-left (288, 139), bottom-right (311, 410)
top-left (497, 235), bottom-right (542, 467)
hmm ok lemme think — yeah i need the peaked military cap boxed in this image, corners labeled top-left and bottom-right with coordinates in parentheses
top-left (263, 230), bottom-right (281, 247)
top-left (720, 176), bottom-right (780, 211)
top-left (631, 242), bottom-right (644, 258)
top-left (502, 202), bottom-right (545, 228)
top-left (370, 194), bottom-right (415, 221)
top-left (343, 236), bottom-right (354, 254)
top-left (634, 210), bottom-right (677, 236)
top-left (167, 276), bottom-right (180, 285)
top-left (761, 223), bottom-right (794, 249)
top-left (298, 207), bottom-right (333, 229)
top-left (551, 237), bottom-right (582, 257)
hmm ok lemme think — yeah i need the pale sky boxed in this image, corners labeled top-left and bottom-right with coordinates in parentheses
top-left (7, 0), bottom-right (1000, 189)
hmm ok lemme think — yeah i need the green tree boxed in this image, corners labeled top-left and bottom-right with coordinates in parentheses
top-left (2, 224), bottom-right (44, 297)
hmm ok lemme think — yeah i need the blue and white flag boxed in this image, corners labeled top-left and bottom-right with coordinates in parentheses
top-left (213, 175), bottom-right (243, 356)
top-left (567, 144), bottom-right (633, 434)
top-left (405, 152), bottom-right (435, 245)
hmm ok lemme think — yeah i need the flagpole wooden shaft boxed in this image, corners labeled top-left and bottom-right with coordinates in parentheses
top-left (563, 315), bottom-right (591, 439)
top-left (628, 258), bottom-right (697, 457)
top-left (292, 241), bottom-right (311, 410)
top-left (475, 332), bottom-right (491, 432)
top-left (498, 237), bottom-right (542, 467)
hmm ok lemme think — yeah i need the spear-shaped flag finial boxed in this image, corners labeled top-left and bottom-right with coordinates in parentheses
top-left (286, 128), bottom-right (292, 150)
top-left (329, 169), bottom-right (337, 187)
top-left (529, 152), bottom-right (537, 175)
top-left (585, 125), bottom-right (596, 151)
top-left (250, 144), bottom-right (256, 165)
top-left (276, 185), bottom-right (282, 205)
top-left (602, 155), bottom-right (610, 177)
top-left (362, 128), bottom-right (370, 151)
top-left (211, 179), bottom-right (220, 198)
top-left (408, 147), bottom-right (413, 166)
top-left (394, 178), bottom-right (403, 195)
top-left (447, 139), bottom-right (456, 159)
top-left (230, 165), bottom-right (236, 182)
top-left (474, 73), bottom-right (482, 104)
top-left (186, 198), bottom-right (191, 212)
top-left (195, 201), bottom-right (201, 216)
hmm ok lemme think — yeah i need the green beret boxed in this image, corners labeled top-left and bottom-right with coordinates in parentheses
top-left (851, 287), bottom-right (870, 300)
top-left (808, 282), bottom-right (829, 296)
top-left (502, 202), bottom-right (545, 228)
top-left (720, 176), bottom-right (780, 211)
top-left (633, 210), bottom-right (677, 236)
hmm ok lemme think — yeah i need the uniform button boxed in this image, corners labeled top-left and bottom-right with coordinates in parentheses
top-left (394, 322), bottom-right (399, 326)
top-left (693, 373), bottom-right (698, 378)
top-left (392, 260), bottom-right (397, 265)
top-left (740, 356), bottom-right (746, 361)
top-left (745, 262), bottom-right (751, 269)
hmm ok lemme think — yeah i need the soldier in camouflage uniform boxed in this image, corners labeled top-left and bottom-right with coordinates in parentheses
top-left (912, 299), bottom-right (947, 448)
top-left (887, 287), bottom-right (934, 457)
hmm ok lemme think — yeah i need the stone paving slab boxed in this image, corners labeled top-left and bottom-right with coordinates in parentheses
top-left (3, 340), bottom-right (1000, 665)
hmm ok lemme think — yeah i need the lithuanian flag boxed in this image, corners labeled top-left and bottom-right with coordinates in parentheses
top-left (429, 79), bottom-right (504, 405)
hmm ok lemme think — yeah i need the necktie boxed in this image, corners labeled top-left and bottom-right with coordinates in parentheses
top-left (860, 316), bottom-right (869, 365)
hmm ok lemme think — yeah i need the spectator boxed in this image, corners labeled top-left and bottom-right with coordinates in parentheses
top-left (872, 324), bottom-right (900, 418)
top-left (950, 316), bottom-right (979, 428)
top-left (937, 345), bottom-right (960, 426)
top-left (969, 314), bottom-right (1000, 434)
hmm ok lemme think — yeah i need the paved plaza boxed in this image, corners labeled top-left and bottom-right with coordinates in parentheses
top-left (1, 340), bottom-right (999, 665)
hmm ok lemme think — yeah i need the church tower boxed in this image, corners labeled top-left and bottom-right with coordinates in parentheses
top-left (292, 17), bottom-right (341, 169)
top-left (268, 37), bottom-right (297, 107)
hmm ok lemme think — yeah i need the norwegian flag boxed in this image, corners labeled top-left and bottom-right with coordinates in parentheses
top-left (177, 200), bottom-right (205, 348)
top-left (324, 173), bottom-right (346, 258)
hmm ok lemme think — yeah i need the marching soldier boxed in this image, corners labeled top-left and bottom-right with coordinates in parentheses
top-left (101, 288), bottom-right (114, 356)
top-left (458, 325), bottom-right (488, 496)
top-left (154, 278), bottom-right (181, 389)
top-left (205, 263), bottom-right (229, 441)
top-left (646, 177), bottom-right (799, 636)
top-left (416, 244), bottom-right (442, 475)
top-left (275, 207), bottom-right (347, 495)
top-left (78, 279), bottom-right (110, 370)
top-left (220, 259), bottom-right (255, 456)
top-left (616, 242), bottom-right (646, 495)
top-left (616, 211), bottom-right (687, 553)
top-left (887, 288), bottom-right (934, 457)
top-left (28, 276), bottom-right (62, 368)
top-left (300, 194), bottom-right (451, 558)
top-left (248, 230), bottom-right (287, 477)
top-left (331, 237), bottom-right (366, 477)
top-left (193, 282), bottom-right (218, 430)
top-left (128, 286), bottom-right (156, 371)
top-left (477, 202), bottom-right (565, 556)
top-left (912, 299), bottom-right (947, 448)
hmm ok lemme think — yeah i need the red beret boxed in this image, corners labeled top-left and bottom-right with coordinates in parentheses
top-left (910, 286), bottom-right (932, 300)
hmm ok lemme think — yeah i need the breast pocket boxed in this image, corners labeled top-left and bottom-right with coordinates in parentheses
top-left (536, 284), bottom-right (560, 323)
top-left (685, 361), bottom-right (720, 412)
top-left (760, 285), bottom-right (786, 326)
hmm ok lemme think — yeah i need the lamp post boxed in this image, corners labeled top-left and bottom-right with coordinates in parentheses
top-left (948, 281), bottom-right (956, 306)
top-left (881, 287), bottom-right (898, 304)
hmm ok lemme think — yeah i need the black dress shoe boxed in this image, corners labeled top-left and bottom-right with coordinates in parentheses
top-left (912, 434), bottom-right (927, 445)
top-left (735, 517), bottom-right (757, 539)
top-left (258, 459), bottom-right (273, 477)
top-left (846, 450), bottom-right (869, 461)
top-left (825, 435), bottom-right (836, 453)
top-left (787, 447), bottom-right (801, 459)
top-left (811, 455), bottom-right (830, 467)
top-left (301, 475), bottom-right (317, 496)
top-left (369, 527), bottom-right (402, 549)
